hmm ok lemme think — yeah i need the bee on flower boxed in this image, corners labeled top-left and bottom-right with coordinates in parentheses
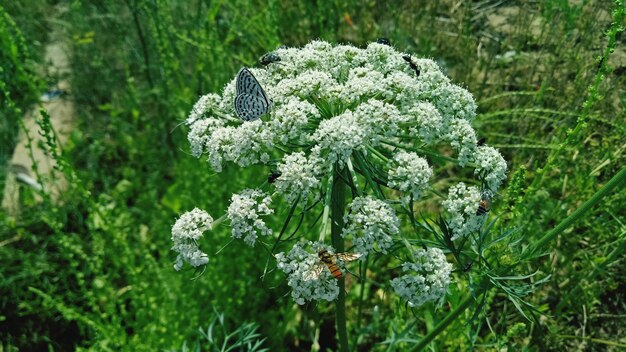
top-left (305, 249), bottom-right (361, 280)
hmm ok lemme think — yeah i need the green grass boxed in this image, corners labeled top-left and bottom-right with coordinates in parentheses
top-left (1, 0), bottom-right (625, 350)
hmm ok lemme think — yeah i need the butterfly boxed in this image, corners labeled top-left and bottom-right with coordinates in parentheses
top-left (234, 67), bottom-right (271, 121)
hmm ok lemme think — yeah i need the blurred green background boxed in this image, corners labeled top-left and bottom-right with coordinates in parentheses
top-left (1, 0), bottom-right (624, 350)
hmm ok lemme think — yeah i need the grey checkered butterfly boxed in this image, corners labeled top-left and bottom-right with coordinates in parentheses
top-left (234, 67), bottom-right (271, 121)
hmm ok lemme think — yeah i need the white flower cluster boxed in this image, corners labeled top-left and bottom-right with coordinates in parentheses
top-left (433, 83), bottom-right (477, 122)
top-left (178, 40), bottom-right (510, 306)
top-left (275, 241), bottom-right (339, 305)
top-left (274, 70), bottom-right (341, 101)
top-left (342, 197), bottom-right (400, 255)
top-left (473, 145), bottom-right (508, 191)
top-left (353, 100), bottom-right (402, 142)
top-left (341, 67), bottom-right (387, 102)
top-left (311, 111), bottom-right (371, 166)
top-left (445, 119), bottom-right (478, 166)
top-left (267, 97), bottom-right (320, 144)
top-left (390, 247), bottom-right (453, 308)
top-left (171, 208), bottom-right (213, 271)
top-left (404, 102), bottom-right (444, 143)
top-left (442, 183), bottom-right (483, 241)
top-left (185, 39), bottom-right (507, 214)
top-left (187, 117), bottom-right (225, 158)
top-left (186, 93), bottom-right (221, 126)
top-left (185, 40), bottom-right (496, 177)
top-left (227, 189), bottom-right (274, 246)
top-left (273, 152), bottom-right (324, 204)
top-left (204, 121), bottom-right (274, 172)
top-left (388, 151), bottom-right (433, 201)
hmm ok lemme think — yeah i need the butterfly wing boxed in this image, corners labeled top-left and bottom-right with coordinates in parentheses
top-left (234, 94), bottom-right (251, 121)
top-left (234, 68), bottom-right (270, 121)
top-left (235, 93), bottom-right (270, 121)
top-left (235, 68), bottom-right (252, 96)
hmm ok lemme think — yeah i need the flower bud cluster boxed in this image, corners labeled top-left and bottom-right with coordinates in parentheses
top-left (171, 208), bottom-right (212, 271)
top-left (341, 196), bottom-right (400, 255)
top-left (227, 189), bottom-right (273, 246)
top-left (390, 247), bottom-right (453, 308)
top-left (275, 241), bottom-right (339, 305)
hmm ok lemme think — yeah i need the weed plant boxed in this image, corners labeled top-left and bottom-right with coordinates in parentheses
top-left (1, 0), bottom-right (624, 350)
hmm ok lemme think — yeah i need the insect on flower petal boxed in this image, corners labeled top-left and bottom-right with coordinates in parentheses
top-left (376, 37), bottom-right (391, 46)
top-left (268, 170), bottom-right (282, 184)
top-left (234, 68), bottom-right (271, 122)
top-left (259, 52), bottom-right (281, 66)
top-left (402, 54), bottom-right (420, 77)
top-left (317, 249), bottom-right (361, 280)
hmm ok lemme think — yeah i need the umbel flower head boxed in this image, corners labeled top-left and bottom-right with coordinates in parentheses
top-left (171, 208), bottom-right (213, 271)
top-left (442, 182), bottom-right (483, 241)
top-left (390, 247), bottom-right (453, 308)
top-left (227, 189), bottom-right (274, 246)
top-left (275, 241), bottom-right (340, 305)
top-left (341, 196), bottom-right (400, 256)
top-left (176, 40), bottom-right (509, 306)
top-left (185, 40), bottom-right (506, 193)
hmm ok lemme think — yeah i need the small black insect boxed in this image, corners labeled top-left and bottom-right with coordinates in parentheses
top-left (268, 170), bottom-right (282, 184)
top-left (402, 54), bottom-right (420, 77)
top-left (376, 37), bottom-right (391, 46)
top-left (477, 137), bottom-right (487, 146)
top-left (259, 52), bottom-right (281, 66)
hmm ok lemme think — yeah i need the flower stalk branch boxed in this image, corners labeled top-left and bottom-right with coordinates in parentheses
top-left (331, 166), bottom-right (349, 352)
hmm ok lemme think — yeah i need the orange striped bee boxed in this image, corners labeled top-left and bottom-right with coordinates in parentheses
top-left (305, 249), bottom-right (361, 280)
top-left (476, 198), bottom-right (491, 216)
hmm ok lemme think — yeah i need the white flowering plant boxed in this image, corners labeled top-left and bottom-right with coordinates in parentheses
top-left (171, 40), bottom-right (519, 351)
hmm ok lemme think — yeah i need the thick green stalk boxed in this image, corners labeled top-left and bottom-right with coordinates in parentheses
top-left (524, 166), bottom-right (626, 258)
top-left (331, 166), bottom-right (349, 352)
top-left (410, 292), bottom-right (477, 351)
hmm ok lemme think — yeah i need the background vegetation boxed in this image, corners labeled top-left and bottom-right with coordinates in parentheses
top-left (1, 0), bottom-right (624, 350)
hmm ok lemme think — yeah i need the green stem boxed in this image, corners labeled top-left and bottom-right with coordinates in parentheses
top-left (355, 256), bottom-right (368, 332)
top-left (366, 145), bottom-right (389, 162)
top-left (346, 158), bottom-right (363, 197)
top-left (524, 166), bottom-right (626, 258)
top-left (319, 164), bottom-right (334, 242)
top-left (410, 292), bottom-right (477, 351)
top-left (555, 228), bottom-right (626, 312)
top-left (331, 166), bottom-right (349, 352)
top-left (555, 334), bottom-right (626, 348)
